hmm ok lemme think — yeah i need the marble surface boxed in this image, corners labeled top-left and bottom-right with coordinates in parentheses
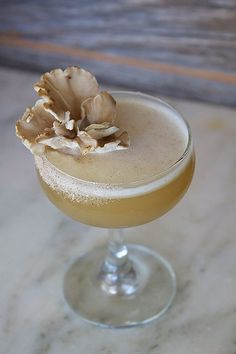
top-left (1, 67), bottom-right (236, 354)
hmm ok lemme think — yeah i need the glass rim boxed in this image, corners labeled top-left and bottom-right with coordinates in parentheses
top-left (40, 91), bottom-right (193, 189)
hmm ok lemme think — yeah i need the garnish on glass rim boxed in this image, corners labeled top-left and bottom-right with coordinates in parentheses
top-left (16, 66), bottom-right (130, 156)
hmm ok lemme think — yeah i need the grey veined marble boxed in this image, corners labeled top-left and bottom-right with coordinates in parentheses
top-left (0, 67), bottom-right (236, 354)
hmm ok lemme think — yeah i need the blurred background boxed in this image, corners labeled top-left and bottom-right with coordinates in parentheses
top-left (0, 0), bottom-right (236, 106)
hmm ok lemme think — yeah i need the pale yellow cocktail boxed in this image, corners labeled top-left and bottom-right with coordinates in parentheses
top-left (35, 92), bottom-right (194, 228)
top-left (16, 65), bottom-right (195, 328)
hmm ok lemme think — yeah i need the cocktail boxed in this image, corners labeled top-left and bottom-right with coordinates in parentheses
top-left (16, 67), bottom-right (194, 328)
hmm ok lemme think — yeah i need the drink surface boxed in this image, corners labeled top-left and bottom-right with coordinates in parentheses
top-left (45, 93), bottom-right (188, 185)
top-left (36, 92), bottom-right (194, 227)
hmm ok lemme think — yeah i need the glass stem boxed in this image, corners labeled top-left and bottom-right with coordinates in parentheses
top-left (99, 229), bottom-right (138, 296)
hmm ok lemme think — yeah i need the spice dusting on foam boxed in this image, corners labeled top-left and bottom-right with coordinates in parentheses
top-left (35, 155), bottom-right (114, 205)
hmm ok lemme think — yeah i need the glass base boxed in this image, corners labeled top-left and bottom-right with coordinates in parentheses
top-left (63, 244), bottom-right (176, 328)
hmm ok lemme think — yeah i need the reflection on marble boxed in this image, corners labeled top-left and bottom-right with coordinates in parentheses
top-left (0, 67), bottom-right (236, 354)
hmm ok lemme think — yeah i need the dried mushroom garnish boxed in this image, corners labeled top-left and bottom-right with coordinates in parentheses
top-left (81, 91), bottom-right (116, 124)
top-left (34, 67), bottom-right (99, 121)
top-left (16, 66), bottom-right (130, 156)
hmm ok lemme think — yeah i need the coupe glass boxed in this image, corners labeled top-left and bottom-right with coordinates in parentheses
top-left (35, 92), bottom-right (195, 328)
